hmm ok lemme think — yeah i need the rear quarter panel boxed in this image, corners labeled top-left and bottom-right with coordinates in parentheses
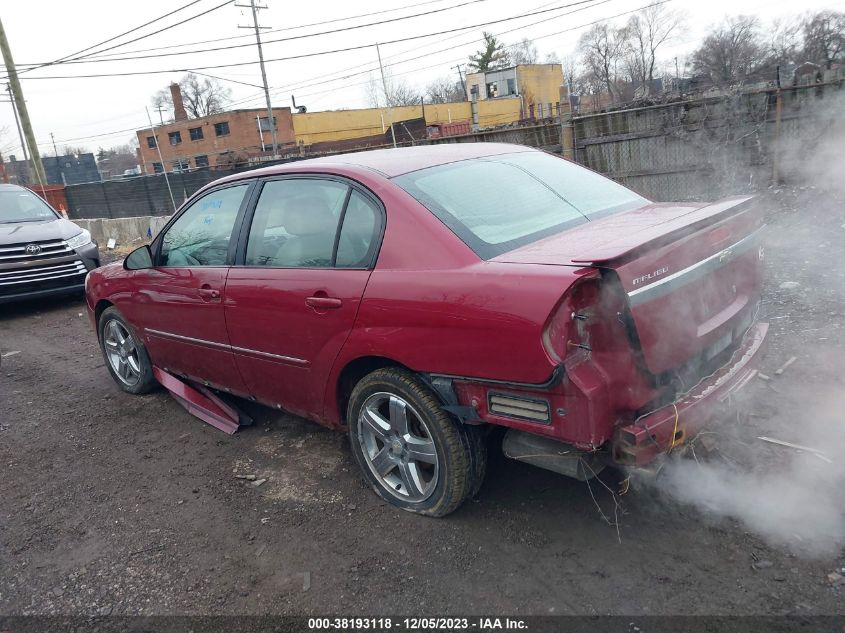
top-left (320, 177), bottom-right (593, 422)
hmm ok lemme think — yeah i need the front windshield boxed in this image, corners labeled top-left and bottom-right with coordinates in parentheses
top-left (0, 189), bottom-right (58, 223)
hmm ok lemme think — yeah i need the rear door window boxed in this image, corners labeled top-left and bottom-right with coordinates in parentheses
top-left (244, 179), bottom-right (382, 269)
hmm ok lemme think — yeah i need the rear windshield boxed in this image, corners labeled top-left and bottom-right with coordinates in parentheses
top-left (0, 189), bottom-right (58, 224)
top-left (394, 151), bottom-right (647, 259)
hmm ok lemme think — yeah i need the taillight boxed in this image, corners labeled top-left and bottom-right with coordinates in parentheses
top-left (542, 275), bottom-right (602, 362)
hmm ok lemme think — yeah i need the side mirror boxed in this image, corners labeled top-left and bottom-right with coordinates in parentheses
top-left (124, 244), bottom-right (153, 271)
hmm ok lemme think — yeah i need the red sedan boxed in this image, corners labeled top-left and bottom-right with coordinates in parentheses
top-left (85, 143), bottom-right (767, 516)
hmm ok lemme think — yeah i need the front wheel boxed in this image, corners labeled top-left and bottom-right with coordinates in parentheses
top-left (98, 306), bottom-right (157, 394)
top-left (347, 368), bottom-right (486, 517)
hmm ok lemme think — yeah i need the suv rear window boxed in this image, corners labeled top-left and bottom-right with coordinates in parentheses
top-left (394, 151), bottom-right (647, 259)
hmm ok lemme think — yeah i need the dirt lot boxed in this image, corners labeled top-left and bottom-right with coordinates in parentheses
top-left (1, 188), bottom-right (844, 618)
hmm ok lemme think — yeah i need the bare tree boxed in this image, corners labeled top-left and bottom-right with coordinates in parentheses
top-left (768, 17), bottom-right (802, 65)
top-left (544, 51), bottom-right (561, 64)
top-left (96, 144), bottom-right (139, 174)
top-left (60, 145), bottom-right (90, 156)
top-left (468, 31), bottom-right (510, 72)
top-left (802, 10), bottom-right (845, 69)
top-left (691, 16), bottom-right (767, 85)
top-left (364, 70), bottom-right (422, 108)
top-left (424, 76), bottom-right (465, 103)
top-left (152, 73), bottom-right (232, 119)
top-left (510, 38), bottom-right (539, 65)
top-left (621, 5), bottom-right (684, 93)
top-left (561, 55), bottom-right (589, 95)
top-left (578, 23), bottom-right (626, 102)
top-left (0, 125), bottom-right (15, 156)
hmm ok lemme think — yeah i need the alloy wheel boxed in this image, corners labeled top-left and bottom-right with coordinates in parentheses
top-left (358, 392), bottom-right (439, 502)
top-left (103, 319), bottom-right (142, 387)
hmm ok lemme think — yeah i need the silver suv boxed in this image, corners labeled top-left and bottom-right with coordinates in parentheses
top-left (0, 184), bottom-right (100, 304)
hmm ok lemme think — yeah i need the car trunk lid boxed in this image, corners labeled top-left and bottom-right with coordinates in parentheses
top-left (493, 196), bottom-right (765, 374)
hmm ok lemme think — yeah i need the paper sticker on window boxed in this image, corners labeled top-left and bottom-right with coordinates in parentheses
top-left (200, 199), bottom-right (223, 210)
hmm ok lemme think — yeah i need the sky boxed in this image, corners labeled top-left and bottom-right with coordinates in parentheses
top-left (0, 0), bottom-right (843, 160)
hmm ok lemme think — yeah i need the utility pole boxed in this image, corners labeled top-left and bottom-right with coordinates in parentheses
top-left (6, 83), bottom-right (28, 162)
top-left (238, 0), bottom-right (277, 156)
top-left (0, 17), bottom-right (46, 186)
top-left (50, 131), bottom-right (65, 185)
top-left (145, 107), bottom-right (176, 213)
top-left (376, 43), bottom-right (396, 149)
top-left (454, 64), bottom-right (468, 100)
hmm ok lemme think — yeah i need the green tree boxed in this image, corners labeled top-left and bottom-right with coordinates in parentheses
top-left (468, 31), bottom-right (510, 72)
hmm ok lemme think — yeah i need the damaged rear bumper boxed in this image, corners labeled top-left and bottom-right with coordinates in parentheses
top-left (614, 321), bottom-right (768, 466)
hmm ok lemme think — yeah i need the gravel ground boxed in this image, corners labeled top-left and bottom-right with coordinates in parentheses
top-left (1, 188), bottom-right (843, 617)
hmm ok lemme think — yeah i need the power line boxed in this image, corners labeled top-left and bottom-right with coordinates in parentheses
top-left (14, 0), bottom-right (607, 80)
top-left (66, 0), bottom-right (460, 61)
top-left (41, 0), bottom-right (661, 146)
top-left (60, 0), bottom-right (236, 65)
top-left (17, 0), bottom-right (209, 75)
top-left (16, 0), bottom-right (492, 68)
top-left (248, 0), bottom-right (671, 110)
top-left (229, 0), bottom-right (614, 109)
top-left (223, 0), bottom-right (574, 108)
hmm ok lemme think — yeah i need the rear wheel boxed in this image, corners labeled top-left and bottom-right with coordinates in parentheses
top-left (347, 368), bottom-right (486, 517)
top-left (98, 306), bottom-right (156, 394)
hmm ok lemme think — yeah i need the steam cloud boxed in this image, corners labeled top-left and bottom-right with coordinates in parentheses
top-left (637, 90), bottom-right (845, 558)
top-left (650, 395), bottom-right (845, 557)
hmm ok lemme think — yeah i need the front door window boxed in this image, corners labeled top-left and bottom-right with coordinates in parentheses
top-left (159, 184), bottom-right (249, 267)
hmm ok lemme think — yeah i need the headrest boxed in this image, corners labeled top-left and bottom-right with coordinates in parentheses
top-left (284, 195), bottom-right (334, 236)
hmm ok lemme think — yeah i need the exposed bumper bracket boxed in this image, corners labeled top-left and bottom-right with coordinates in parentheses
top-left (615, 321), bottom-right (768, 466)
top-left (153, 367), bottom-right (253, 435)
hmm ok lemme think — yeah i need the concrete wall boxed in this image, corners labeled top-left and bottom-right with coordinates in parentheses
top-left (75, 215), bottom-right (171, 249)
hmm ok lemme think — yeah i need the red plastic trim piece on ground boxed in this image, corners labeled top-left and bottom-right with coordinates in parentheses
top-left (153, 367), bottom-right (245, 435)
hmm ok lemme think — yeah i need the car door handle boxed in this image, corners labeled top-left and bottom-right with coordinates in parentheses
top-left (305, 296), bottom-right (342, 310)
top-left (198, 286), bottom-right (221, 301)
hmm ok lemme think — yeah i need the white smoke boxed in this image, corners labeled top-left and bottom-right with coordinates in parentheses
top-left (649, 397), bottom-right (845, 557)
top-left (635, 89), bottom-right (845, 558)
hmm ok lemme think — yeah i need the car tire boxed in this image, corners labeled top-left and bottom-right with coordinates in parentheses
top-left (465, 425), bottom-right (488, 500)
top-left (347, 367), bottom-right (486, 517)
top-left (98, 306), bottom-right (157, 395)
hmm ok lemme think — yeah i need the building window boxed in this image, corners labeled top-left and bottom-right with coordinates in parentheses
top-left (257, 116), bottom-right (277, 132)
top-left (146, 136), bottom-right (157, 149)
top-left (168, 131), bottom-right (182, 145)
top-left (194, 155), bottom-right (209, 168)
top-left (507, 78), bottom-right (516, 95)
top-left (152, 162), bottom-right (163, 174)
top-left (171, 159), bottom-right (189, 172)
top-left (189, 127), bottom-right (204, 141)
top-left (486, 82), bottom-right (499, 98)
top-left (214, 121), bottom-right (230, 137)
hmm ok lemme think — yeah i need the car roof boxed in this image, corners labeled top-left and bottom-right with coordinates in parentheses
top-left (0, 184), bottom-right (27, 192)
top-left (232, 142), bottom-right (540, 180)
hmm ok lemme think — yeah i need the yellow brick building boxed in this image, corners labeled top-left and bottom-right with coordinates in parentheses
top-left (291, 99), bottom-right (522, 146)
top-left (465, 63), bottom-right (564, 116)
